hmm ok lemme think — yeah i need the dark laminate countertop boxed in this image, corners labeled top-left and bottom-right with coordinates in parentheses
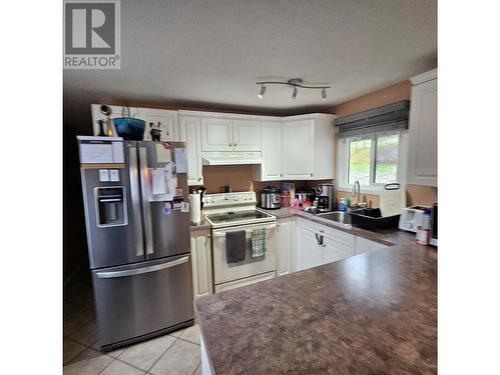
top-left (195, 227), bottom-right (437, 374)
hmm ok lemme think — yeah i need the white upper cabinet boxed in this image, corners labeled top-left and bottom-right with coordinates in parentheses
top-left (283, 119), bottom-right (315, 179)
top-left (232, 119), bottom-right (262, 151)
top-left (201, 117), bottom-right (233, 151)
top-left (179, 115), bottom-right (204, 185)
top-left (134, 108), bottom-right (178, 141)
top-left (255, 114), bottom-right (335, 181)
top-left (259, 122), bottom-right (284, 180)
top-left (90, 105), bottom-right (179, 141)
top-left (407, 69), bottom-right (438, 186)
top-left (200, 116), bottom-right (262, 152)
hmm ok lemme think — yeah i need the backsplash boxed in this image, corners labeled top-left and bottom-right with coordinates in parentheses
top-left (200, 166), bottom-right (436, 207)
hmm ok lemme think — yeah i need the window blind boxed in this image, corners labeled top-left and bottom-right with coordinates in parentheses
top-left (335, 100), bottom-right (410, 138)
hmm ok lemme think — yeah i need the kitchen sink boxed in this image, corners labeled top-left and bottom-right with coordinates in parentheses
top-left (317, 211), bottom-right (352, 226)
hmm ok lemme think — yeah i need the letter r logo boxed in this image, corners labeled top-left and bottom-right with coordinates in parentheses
top-left (65, 1), bottom-right (117, 54)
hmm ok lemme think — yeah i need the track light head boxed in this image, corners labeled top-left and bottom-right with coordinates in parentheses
top-left (321, 88), bottom-right (327, 100)
top-left (257, 84), bottom-right (266, 99)
top-left (292, 86), bottom-right (298, 100)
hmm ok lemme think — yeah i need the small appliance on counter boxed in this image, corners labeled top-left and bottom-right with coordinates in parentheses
top-left (314, 183), bottom-right (336, 212)
top-left (260, 186), bottom-right (281, 209)
top-left (296, 191), bottom-right (315, 207)
top-left (398, 205), bottom-right (432, 233)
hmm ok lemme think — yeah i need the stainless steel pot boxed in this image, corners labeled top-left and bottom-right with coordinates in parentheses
top-left (260, 186), bottom-right (281, 209)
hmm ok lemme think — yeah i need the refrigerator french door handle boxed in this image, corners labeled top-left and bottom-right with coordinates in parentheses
top-left (95, 256), bottom-right (190, 279)
top-left (128, 146), bottom-right (144, 257)
top-left (139, 146), bottom-right (154, 255)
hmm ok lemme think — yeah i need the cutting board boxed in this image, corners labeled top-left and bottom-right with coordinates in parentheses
top-left (379, 188), bottom-right (406, 217)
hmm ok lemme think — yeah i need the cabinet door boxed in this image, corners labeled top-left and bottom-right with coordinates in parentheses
top-left (354, 237), bottom-right (388, 255)
top-left (134, 108), bottom-right (178, 141)
top-left (296, 226), bottom-right (322, 271)
top-left (232, 119), bottom-right (262, 151)
top-left (190, 233), bottom-right (213, 298)
top-left (180, 116), bottom-right (204, 185)
top-left (276, 218), bottom-right (292, 276)
top-left (260, 122), bottom-right (284, 180)
top-left (407, 79), bottom-right (437, 186)
top-left (283, 120), bottom-right (315, 179)
top-left (200, 118), bottom-right (233, 151)
top-left (322, 236), bottom-right (354, 265)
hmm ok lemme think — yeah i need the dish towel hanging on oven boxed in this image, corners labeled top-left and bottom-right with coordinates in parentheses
top-left (251, 228), bottom-right (267, 257)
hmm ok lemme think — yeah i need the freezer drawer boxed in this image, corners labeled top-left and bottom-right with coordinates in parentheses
top-left (92, 254), bottom-right (194, 349)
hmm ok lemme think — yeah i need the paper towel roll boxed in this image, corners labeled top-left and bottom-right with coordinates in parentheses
top-left (189, 193), bottom-right (201, 225)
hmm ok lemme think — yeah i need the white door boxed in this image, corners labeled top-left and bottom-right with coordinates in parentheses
top-left (283, 120), bottom-right (315, 179)
top-left (261, 122), bottom-right (284, 180)
top-left (134, 108), bottom-right (178, 141)
top-left (407, 78), bottom-right (438, 186)
top-left (296, 226), bottom-right (322, 271)
top-left (321, 235), bottom-right (354, 265)
top-left (276, 218), bottom-right (292, 276)
top-left (190, 233), bottom-right (213, 298)
top-left (180, 116), bottom-right (204, 185)
top-left (232, 119), bottom-right (262, 151)
top-left (201, 117), bottom-right (233, 151)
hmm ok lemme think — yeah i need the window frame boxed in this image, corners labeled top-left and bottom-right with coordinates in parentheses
top-left (336, 131), bottom-right (408, 194)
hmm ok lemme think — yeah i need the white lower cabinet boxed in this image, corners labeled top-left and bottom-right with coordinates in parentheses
top-left (355, 237), bottom-right (388, 255)
top-left (296, 226), bottom-right (323, 271)
top-left (214, 271), bottom-right (275, 293)
top-left (276, 218), bottom-right (293, 276)
top-left (322, 236), bottom-right (354, 264)
top-left (294, 218), bottom-right (389, 272)
top-left (190, 230), bottom-right (213, 298)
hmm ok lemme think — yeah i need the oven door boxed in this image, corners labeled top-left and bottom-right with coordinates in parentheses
top-left (212, 222), bottom-right (277, 285)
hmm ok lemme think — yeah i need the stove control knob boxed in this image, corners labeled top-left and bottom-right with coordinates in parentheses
top-left (234, 197), bottom-right (239, 201)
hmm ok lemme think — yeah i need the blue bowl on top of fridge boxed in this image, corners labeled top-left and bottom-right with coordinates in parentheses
top-left (112, 118), bottom-right (146, 140)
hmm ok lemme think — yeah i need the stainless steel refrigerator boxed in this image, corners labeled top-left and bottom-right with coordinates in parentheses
top-left (77, 137), bottom-right (194, 350)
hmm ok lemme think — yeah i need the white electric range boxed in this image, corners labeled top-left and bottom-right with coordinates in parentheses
top-left (202, 192), bottom-right (277, 292)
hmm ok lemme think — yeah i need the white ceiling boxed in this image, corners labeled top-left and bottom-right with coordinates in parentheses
top-left (64, 0), bottom-right (437, 121)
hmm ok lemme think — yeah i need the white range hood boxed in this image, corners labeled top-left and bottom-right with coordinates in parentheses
top-left (202, 151), bottom-right (262, 166)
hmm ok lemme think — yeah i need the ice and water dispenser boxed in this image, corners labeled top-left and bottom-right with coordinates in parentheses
top-left (95, 187), bottom-right (127, 227)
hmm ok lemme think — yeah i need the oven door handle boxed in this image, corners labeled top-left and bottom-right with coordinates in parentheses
top-left (212, 223), bottom-right (277, 238)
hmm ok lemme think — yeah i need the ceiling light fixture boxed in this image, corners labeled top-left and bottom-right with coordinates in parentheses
top-left (256, 78), bottom-right (330, 100)
top-left (257, 84), bottom-right (266, 98)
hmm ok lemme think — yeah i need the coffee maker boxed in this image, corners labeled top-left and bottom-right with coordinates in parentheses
top-left (314, 183), bottom-right (336, 212)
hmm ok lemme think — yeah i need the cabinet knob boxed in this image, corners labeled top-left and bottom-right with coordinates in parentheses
top-left (234, 143), bottom-right (238, 147)
top-left (198, 178), bottom-right (202, 181)
top-left (310, 173), bottom-right (314, 177)
top-left (280, 174), bottom-right (283, 177)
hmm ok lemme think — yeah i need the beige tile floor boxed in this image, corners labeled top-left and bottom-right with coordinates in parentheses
top-left (63, 272), bottom-right (202, 375)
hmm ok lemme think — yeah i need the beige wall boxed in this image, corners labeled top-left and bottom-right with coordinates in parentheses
top-left (332, 80), bottom-right (412, 118)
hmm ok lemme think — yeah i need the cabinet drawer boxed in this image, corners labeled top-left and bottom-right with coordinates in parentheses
top-left (297, 218), bottom-right (355, 247)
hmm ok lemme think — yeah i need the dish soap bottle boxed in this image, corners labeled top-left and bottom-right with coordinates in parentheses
top-left (339, 198), bottom-right (347, 212)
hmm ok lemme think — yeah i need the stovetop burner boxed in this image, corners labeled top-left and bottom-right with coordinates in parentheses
top-left (205, 210), bottom-right (272, 225)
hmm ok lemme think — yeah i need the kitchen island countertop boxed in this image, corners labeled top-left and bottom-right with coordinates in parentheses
top-left (195, 226), bottom-right (437, 374)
